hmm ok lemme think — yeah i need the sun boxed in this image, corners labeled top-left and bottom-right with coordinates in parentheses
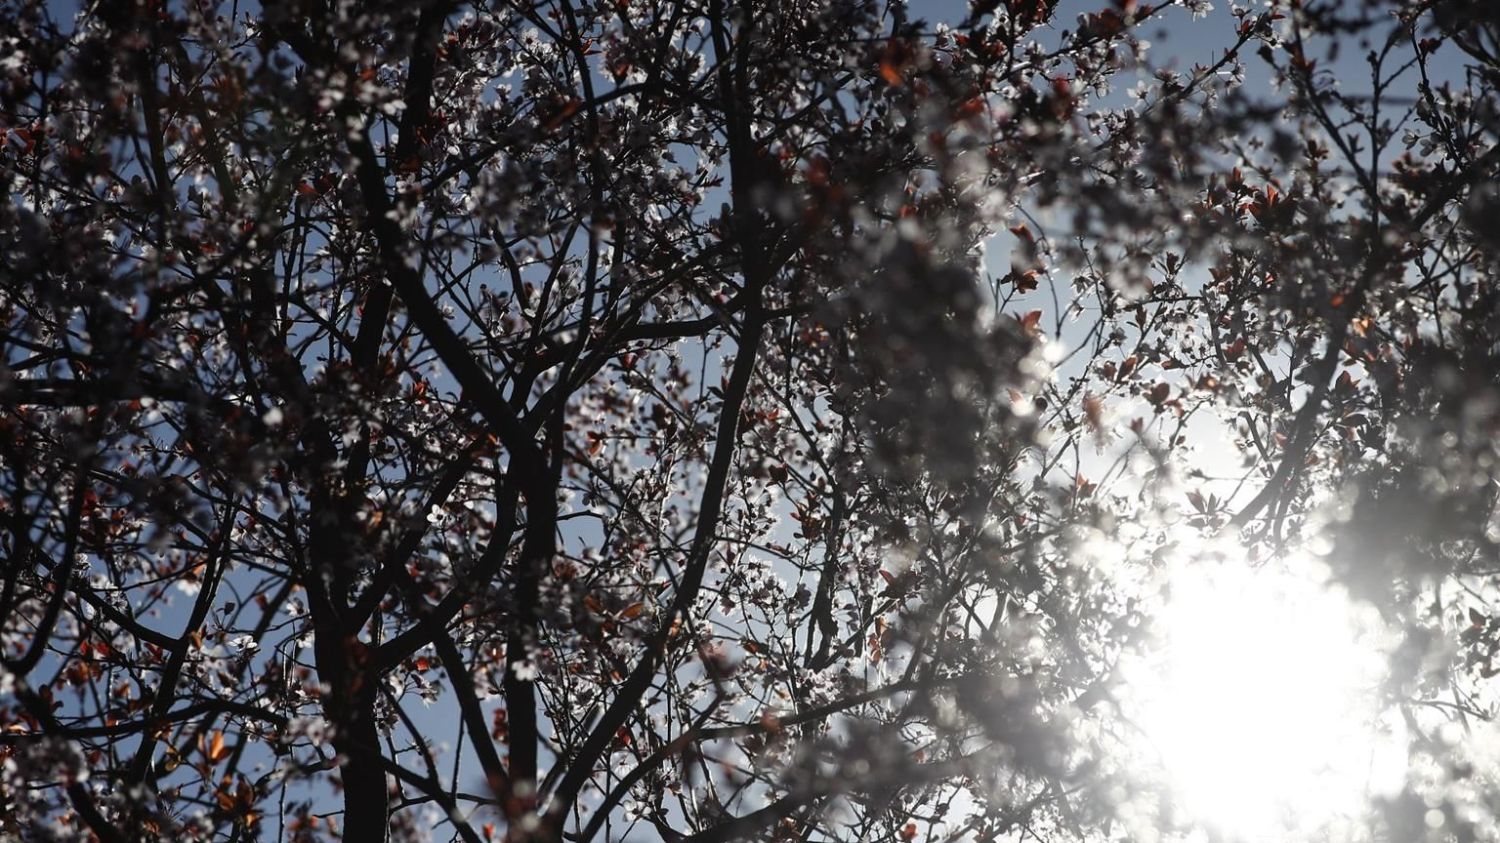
top-left (1122, 550), bottom-right (1408, 840)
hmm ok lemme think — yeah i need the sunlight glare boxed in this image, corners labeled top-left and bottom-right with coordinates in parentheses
top-left (1126, 552), bottom-right (1406, 839)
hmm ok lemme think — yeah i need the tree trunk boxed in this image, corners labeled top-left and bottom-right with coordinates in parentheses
top-left (316, 627), bottom-right (390, 842)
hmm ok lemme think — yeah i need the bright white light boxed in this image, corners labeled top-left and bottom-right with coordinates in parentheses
top-left (1125, 554), bottom-right (1407, 840)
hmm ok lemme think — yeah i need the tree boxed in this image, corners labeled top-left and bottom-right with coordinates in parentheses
top-left (1, 0), bottom-right (1498, 841)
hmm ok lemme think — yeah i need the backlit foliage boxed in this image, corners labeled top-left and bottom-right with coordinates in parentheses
top-left (1, 0), bottom-right (1498, 841)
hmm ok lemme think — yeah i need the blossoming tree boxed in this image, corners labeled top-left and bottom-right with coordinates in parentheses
top-left (2, 0), bottom-right (1499, 841)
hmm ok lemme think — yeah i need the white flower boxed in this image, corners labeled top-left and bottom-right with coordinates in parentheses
top-left (287, 715), bottom-right (329, 742)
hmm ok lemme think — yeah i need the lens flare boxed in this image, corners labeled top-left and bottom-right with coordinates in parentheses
top-left (1124, 553), bottom-right (1407, 839)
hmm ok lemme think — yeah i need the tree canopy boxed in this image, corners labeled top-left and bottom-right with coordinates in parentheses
top-left (2, 0), bottom-right (1499, 841)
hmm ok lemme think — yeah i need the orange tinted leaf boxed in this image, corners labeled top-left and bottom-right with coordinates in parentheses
top-left (1011, 269), bottom-right (1040, 293)
top-left (1082, 393), bottom-right (1103, 431)
top-left (878, 39), bottom-right (912, 85)
top-left (208, 730), bottom-right (229, 762)
top-left (955, 95), bottom-right (986, 119)
top-left (879, 59), bottom-right (904, 85)
top-left (542, 98), bottom-right (582, 130)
